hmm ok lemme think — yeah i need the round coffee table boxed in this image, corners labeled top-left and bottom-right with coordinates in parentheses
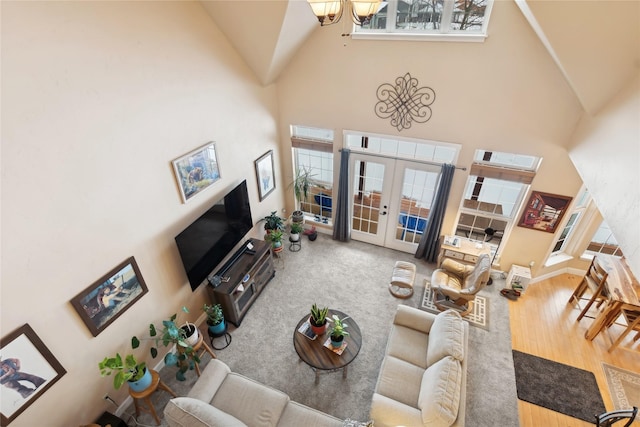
top-left (293, 309), bottom-right (362, 384)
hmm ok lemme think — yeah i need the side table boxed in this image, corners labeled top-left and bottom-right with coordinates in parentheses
top-left (129, 370), bottom-right (176, 426)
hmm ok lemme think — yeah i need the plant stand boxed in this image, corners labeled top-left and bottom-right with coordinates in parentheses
top-left (289, 236), bottom-right (301, 252)
top-left (129, 370), bottom-right (176, 426)
top-left (207, 323), bottom-right (232, 350)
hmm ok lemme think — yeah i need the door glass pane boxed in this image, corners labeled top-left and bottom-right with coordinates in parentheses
top-left (352, 160), bottom-right (384, 235)
top-left (396, 168), bottom-right (438, 244)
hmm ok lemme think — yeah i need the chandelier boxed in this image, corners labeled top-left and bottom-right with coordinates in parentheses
top-left (307, 0), bottom-right (382, 26)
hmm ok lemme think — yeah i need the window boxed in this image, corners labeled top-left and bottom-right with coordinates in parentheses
top-left (354, 0), bottom-right (493, 41)
top-left (549, 188), bottom-right (589, 256)
top-left (291, 126), bottom-right (334, 224)
top-left (455, 150), bottom-right (539, 263)
top-left (585, 220), bottom-right (623, 258)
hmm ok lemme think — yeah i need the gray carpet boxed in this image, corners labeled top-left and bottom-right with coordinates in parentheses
top-left (513, 350), bottom-right (606, 423)
top-left (121, 234), bottom-right (519, 426)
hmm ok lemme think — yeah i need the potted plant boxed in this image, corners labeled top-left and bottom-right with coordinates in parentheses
top-left (267, 229), bottom-right (284, 252)
top-left (98, 353), bottom-right (151, 392)
top-left (290, 222), bottom-right (303, 242)
top-left (291, 167), bottom-right (314, 223)
top-left (263, 211), bottom-right (285, 235)
top-left (309, 303), bottom-right (329, 335)
top-left (132, 307), bottom-right (200, 381)
top-left (304, 225), bottom-right (318, 241)
top-left (204, 303), bottom-right (225, 335)
top-left (329, 314), bottom-right (349, 348)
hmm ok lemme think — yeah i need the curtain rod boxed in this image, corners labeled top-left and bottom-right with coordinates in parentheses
top-left (339, 149), bottom-right (467, 171)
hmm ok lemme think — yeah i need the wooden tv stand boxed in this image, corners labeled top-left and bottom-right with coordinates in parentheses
top-left (206, 239), bottom-right (275, 327)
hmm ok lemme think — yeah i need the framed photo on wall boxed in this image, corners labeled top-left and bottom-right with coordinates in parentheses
top-left (517, 191), bottom-right (573, 233)
top-left (255, 150), bottom-right (275, 201)
top-left (172, 142), bottom-right (221, 203)
top-left (70, 257), bottom-right (148, 337)
top-left (1, 324), bottom-right (66, 425)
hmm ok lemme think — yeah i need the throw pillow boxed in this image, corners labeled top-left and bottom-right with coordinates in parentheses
top-left (426, 309), bottom-right (464, 366)
top-left (418, 356), bottom-right (462, 427)
top-left (342, 419), bottom-right (374, 427)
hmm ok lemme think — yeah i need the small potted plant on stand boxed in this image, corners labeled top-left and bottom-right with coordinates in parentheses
top-left (98, 353), bottom-right (151, 392)
top-left (304, 225), bottom-right (318, 241)
top-left (309, 303), bottom-right (329, 335)
top-left (204, 303), bottom-right (225, 335)
top-left (289, 222), bottom-right (303, 242)
top-left (329, 314), bottom-right (349, 348)
top-left (267, 229), bottom-right (284, 253)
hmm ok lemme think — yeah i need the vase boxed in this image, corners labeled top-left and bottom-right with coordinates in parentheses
top-left (182, 323), bottom-right (200, 346)
top-left (330, 335), bottom-right (344, 348)
top-left (128, 368), bottom-right (152, 392)
top-left (310, 320), bottom-right (327, 336)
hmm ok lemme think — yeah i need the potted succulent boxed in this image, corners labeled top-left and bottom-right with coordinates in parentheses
top-left (204, 303), bottom-right (225, 335)
top-left (329, 314), bottom-right (349, 348)
top-left (290, 222), bottom-right (303, 242)
top-left (132, 306), bottom-right (200, 381)
top-left (291, 167), bottom-right (314, 223)
top-left (309, 304), bottom-right (329, 335)
top-left (98, 353), bottom-right (151, 392)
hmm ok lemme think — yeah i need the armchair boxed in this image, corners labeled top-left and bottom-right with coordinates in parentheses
top-left (431, 254), bottom-right (491, 316)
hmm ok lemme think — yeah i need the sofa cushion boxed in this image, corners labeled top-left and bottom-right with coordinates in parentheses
top-left (277, 401), bottom-right (343, 427)
top-left (386, 323), bottom-right (430, 369)
top-left (212, 372), bottom-right (289, 426)
top-left (164, 397), bottom-right (247, 427)
top-left (417, 356), bottom-right (462, 427)
top-left (426, 310), bottom-right (464, 366)
top-left (374, 355), bottom-right (425, 408)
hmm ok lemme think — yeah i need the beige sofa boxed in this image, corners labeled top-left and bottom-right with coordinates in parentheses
top-left (163, 358), bottom-right (343, 427)
top-left (370, 306), bottom-right (468, 427)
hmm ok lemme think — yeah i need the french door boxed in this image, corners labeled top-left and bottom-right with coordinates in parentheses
top-left (349, 153), bottom-right (441, 253)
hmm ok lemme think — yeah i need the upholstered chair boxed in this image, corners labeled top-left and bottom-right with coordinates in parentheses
top-left (431, 253), bottom-right (491, 315)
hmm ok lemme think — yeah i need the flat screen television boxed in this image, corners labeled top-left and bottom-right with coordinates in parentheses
top-left (175, 180), bottom-right (253, 291)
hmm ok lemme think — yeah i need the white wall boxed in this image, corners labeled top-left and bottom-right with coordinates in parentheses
top-left (1, 2), bottom-right (283, 426)
top-left (568, 76), bottom-right (640, 277)
top-left (275, 0), bottom-right (586, 273)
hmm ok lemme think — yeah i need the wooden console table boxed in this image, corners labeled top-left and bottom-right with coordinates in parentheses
top-left (437, 235), bottom-right (491, 267)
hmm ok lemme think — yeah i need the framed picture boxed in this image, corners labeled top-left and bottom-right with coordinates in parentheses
top-left (172, 142), bottom-right (221, 203)
top-left (1, 324), bottom-right (66, 425)
top-left (255, 150), bottom-right (275, 201)
top-left (70, 257), bottom-right (148, 337)
top-left (517, 191), bottom-right (573, 233)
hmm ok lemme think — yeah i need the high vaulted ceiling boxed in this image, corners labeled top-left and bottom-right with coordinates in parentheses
top-left (200, 0), bottom-right (639, 115)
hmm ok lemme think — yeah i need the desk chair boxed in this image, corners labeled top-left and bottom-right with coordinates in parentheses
top-left (595, 406), bottom-right (637, 426)
top-left (567, 257), bottom-right (609, 321)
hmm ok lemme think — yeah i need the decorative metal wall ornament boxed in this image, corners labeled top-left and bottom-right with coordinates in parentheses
top-left (375, 73), bottom-right (436, 131)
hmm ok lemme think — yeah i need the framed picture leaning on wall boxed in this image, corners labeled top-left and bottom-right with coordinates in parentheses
top-left (70, 256), bottom-right (148, 337)
top-left (1, 324), bottom-right (66, 426)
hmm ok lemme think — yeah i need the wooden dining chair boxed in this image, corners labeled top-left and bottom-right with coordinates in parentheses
top-left (607, 308), bottom-right (640, 352)
top-left (567, 257), bottom-right (610, 321)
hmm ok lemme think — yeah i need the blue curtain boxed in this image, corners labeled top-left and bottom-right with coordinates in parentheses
top-left (332, 149), bottom-right (350, 242)
top-left (415, 163), bottom-right (455, 263)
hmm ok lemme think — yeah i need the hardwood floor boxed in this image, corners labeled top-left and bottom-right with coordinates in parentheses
top-left (509, 273), bottom-right (639, 426)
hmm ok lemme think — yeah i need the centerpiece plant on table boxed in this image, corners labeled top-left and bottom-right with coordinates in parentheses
top-left (309, 303), bottom-right (329, 335)
top-left (329, 314), bottom-right (349, 348)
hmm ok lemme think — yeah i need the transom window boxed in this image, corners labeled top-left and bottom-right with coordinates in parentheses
top-left (354, 0), bottom-right (493, 41)
top-left (585, 220), bottom-right (623, 258)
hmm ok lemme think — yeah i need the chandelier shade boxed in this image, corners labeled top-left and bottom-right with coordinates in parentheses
top-left (307, 0), bottom-right (381, 26)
